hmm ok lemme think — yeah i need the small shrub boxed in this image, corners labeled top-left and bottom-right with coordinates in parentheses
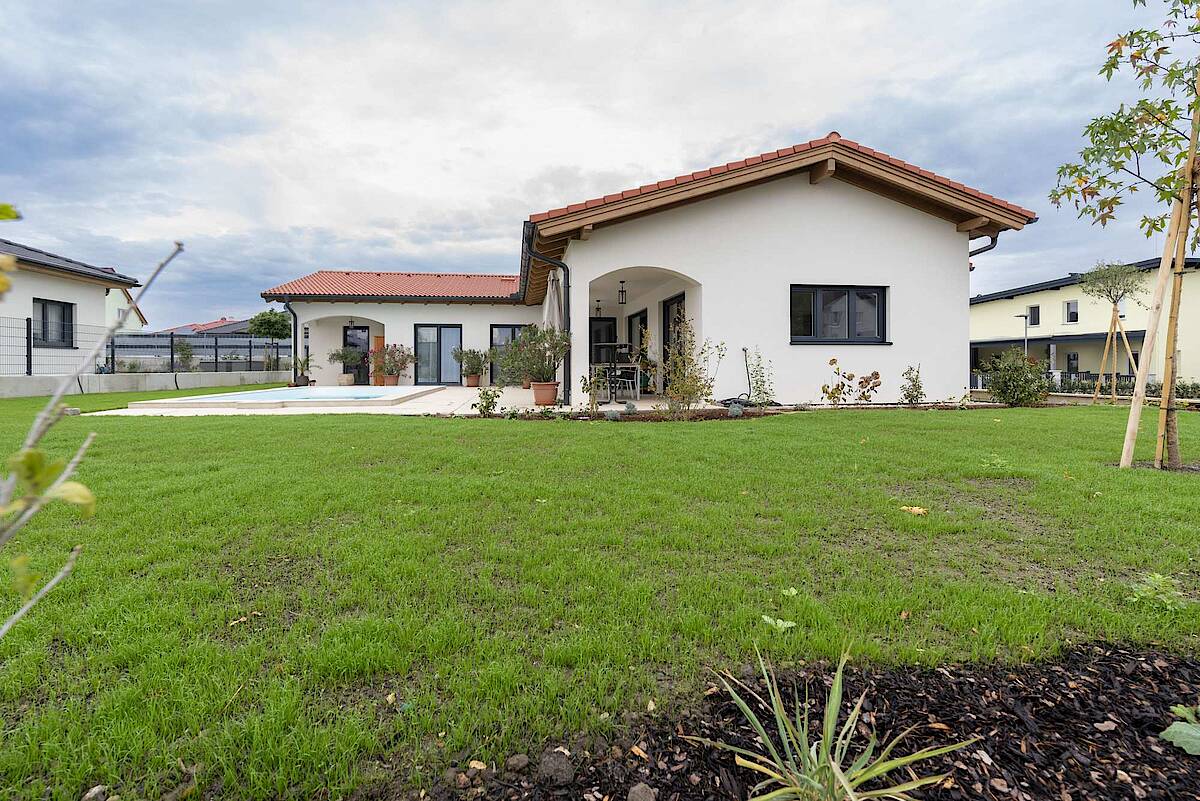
top-left (1127, 572), bottom-right (1188, 610)
top-left (685, 650), bottom-right (975, 800)
top-left (604, 409), bottom-right (620, 422)
top-left (173, 339), bottom-right (196, 372)
top-left (661, 311), bottom-right (726, 420)
top-left (984, 348), bottom-right (1049, 407)
top-left (728, 403), bottom-right (744, 418)
top-left (821, 358), bottom-right (881, 405)
top-left (579, 366), bottom-right (607, 416)
top-left (746, 347), bottom-right (775, 407)
top-left (472, 387), bottom-right (501, 417)
top-left (624, 401), bottom-right (637, 414)
top-left (451, 347), bottom-right (490, 377)
top-left (900, 364), bottom-right (925, 406)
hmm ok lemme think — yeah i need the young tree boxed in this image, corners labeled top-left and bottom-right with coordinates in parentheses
top-left (1050, 0), bottom-right (1200, 468)
top-left (247, 309), bottom-right (292, 371)
top-left (1080, 260), bottom-right (1147, 402)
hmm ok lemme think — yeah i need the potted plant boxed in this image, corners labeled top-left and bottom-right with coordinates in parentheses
top-left (452, 347), bottom-right (491, 387)
top-left (523, 325), bottom-right (572, 405)
top-left (367, 343), bottom-right (415, 386)
top-left (327, 347), bottom-right (364, 386)
top-left (292, 354), bottom-right (314, 386)
top-left (498, 330), bottom-right (534, 388)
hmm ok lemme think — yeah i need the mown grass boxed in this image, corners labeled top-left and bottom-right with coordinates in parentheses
top-left (0, 391), bottom-right (1196, 799)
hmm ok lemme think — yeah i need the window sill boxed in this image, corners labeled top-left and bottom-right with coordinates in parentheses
top-left (790, 339), bottom-right (892, 346)
top-left (32, 343), bottom-right (78, 350)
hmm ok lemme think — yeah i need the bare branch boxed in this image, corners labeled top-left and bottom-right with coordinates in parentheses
top-left (1117, 165), bottom-right (1176, 197)
top-left (0, 433), bottom-right (95, 551)
top-left (0, 545), bottom-right (82, 640)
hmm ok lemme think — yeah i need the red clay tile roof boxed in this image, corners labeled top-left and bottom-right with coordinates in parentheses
top-left (528, 132), bottom-right (1037, 224)
top-left (157, 317), bottom-right (243, 333)
top-left (262, 270), bottom-right (521, 300)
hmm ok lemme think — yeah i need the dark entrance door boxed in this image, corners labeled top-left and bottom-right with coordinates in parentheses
top-left (342, 326), bottom-right (370, 385)
top-left (661, 293), bottom-right (686, 386)
top-left (589, 317), bottom-right (617, 365)
top-left (490, 324), bottom-right (525, 384)
top-left (415, 324), bottom-right (463, 385)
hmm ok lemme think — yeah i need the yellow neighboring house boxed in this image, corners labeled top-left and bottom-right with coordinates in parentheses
top-left (969, 257), bottom-right (1200, 384)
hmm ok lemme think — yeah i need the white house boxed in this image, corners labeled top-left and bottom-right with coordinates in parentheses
top-left (263, 133), bottom-right (1036, 403)
top-left (0, 238), bottom-right (142, 375)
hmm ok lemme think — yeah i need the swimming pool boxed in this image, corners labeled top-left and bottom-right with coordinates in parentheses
top-left (128, 385), bottom-right (443, 410)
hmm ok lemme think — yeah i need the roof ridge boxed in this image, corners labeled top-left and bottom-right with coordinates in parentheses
top-left (528, 132), bottom-right (1036, 224)
top-left (314, 269), bottom-right (519, 279)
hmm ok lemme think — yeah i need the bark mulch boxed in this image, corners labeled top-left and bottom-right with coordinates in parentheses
top-left (408, 644), bottom-right (1199, 801)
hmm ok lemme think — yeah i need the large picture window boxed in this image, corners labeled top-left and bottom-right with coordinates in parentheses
top-left (33, 298), bottom-right (75, 348)
top-left (790, 285), bottom-right (886, 344)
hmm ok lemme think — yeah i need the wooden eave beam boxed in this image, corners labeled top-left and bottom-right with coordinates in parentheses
top-left (809, 158), bottom-right (835, 184)
top-left (956, 215), bottom-right (990, 233)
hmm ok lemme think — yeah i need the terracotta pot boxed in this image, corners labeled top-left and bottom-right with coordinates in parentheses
top-left (380, 374), bottom-right (399, 386)
top-left (521, 377), bottom-right (532, 389)
top-left (531, 381), bottom-right (559, 406)
top-left (465, 374), bottom-right (481, 387)
top-left (294, 375), bottom-right (309, 387)
top-left (337, 373), bottom-right (355, 386)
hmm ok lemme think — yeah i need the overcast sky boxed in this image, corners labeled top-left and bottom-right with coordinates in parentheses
top-left (0, 0), bottom-right (1179, 328)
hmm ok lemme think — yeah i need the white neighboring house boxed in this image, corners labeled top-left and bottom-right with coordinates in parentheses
top-left (0, 238), bottom-right (142, 375)
top-left (263, 133), bottom-right (1037, 403)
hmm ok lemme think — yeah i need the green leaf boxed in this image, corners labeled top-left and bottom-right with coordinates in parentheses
top-left (46, 481), bottom-right (96, 517)
top-left (8, 554), bottom-right (38, 600)
top-left (1160, 721), bottom-right (1200, 755)
top-left (0, 203), bottom-right (20, 221)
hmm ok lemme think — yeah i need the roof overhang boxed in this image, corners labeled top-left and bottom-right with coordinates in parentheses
top-left (260, 291), bottom-right (523, 305)
top-left (16, 260), bottom-right (139, 289)
top-left (522, 139), bottom-right (1037, 306)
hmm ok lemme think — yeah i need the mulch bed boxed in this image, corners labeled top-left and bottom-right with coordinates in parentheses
top-left (405, 644), bottom-right (1199, 801)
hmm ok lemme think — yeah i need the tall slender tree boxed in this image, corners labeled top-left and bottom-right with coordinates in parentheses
top-left (1050, 0), bottom-right (1200, 468)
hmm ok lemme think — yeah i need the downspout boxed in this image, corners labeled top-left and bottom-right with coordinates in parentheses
top-left (522, 221), bottom-right (572, 404)
top-left (284, 301), bottom-right (299, 383)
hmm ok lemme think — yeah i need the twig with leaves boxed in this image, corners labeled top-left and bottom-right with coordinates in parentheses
top-left (0, 241), bottom-right (183, 639)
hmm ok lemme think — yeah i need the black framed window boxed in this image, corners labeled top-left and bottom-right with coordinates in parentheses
top-left (490, 324), bottom-right (525, 383)
top-left (1027, 305), bottom-right (1040, 326)
top-left (1066, 352), bottom-right (1079, 374)
top-left (1065, 300), bottom-right (1079, 323)
top-left (790, 285), bottom-right (886, 344)
top-left (414, 324), bottom-right (463, 385)
top-left (33, 298), bottom-right (75, 348)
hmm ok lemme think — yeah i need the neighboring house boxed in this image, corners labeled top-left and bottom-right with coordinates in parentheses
top-left (106, 286), bottom-right (148, 331)
top-left (0, 238), bottom-right (140, 374)
top-left (263, 132), bottom-right (1037, 402)
top-left (970, 258), bottom-right (1200, 382)
top-left (157, 317), bottom-right (249, 335)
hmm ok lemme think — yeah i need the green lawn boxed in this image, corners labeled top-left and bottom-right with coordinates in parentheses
top-left (0, 389), bottom-right (1197, 799)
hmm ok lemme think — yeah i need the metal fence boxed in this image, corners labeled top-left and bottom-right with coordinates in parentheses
top-left (969, 370), bottom-right (1186, 397)
top-left (0, 315), bottom-right (293, 376)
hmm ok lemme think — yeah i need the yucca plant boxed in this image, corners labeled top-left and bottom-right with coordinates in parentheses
top-left (685, 651), bottom-right (976, 800)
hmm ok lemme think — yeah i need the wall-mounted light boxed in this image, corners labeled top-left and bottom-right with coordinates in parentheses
top-left (593, 299), bottom-right (603, 317)
top-left (618, 280), bottom-right (627, 305)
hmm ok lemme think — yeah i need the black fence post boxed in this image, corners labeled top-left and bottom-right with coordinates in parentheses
top-left (108, 338), bottom-right (116, 373)
top-left (24, 317), bottom-right (32, 376)
top-left (169, 332), bottom-right (176, 373)
top-left (213, 337), bottom-right (219, 372)
top-left (248, 337), bottom-right (253, 371)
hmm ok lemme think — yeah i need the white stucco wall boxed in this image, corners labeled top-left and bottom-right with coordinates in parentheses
top-left (561, 174), bottom-right (973, 404)
top-left (105, 288), bottom-right (146, 331)
top-left (287, 301), bottom-right (541, 386)
top-left (0, 266), bottom-right (112, 375)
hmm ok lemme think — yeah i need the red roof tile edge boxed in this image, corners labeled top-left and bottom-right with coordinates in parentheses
top-left (262, 270), bottom-right (522, 300)
top-left (528, 132), bottom-right (1036, 224)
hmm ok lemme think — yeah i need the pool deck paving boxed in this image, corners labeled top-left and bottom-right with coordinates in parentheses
top-left (89, 386), bottom-right (673, 417)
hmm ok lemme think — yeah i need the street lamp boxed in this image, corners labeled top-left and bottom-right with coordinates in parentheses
top-left (1013, 313), bottom-right (1029, 357)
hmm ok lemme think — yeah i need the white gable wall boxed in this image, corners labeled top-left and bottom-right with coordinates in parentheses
top-left (562, 174), bottom-right (972, 404)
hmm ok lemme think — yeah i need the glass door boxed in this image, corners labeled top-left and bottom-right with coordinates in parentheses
top-left (490, 324), bottom-right (525, 383)
top-left (661, 293), bottom-right (685, 387)
top-left (589, 317), bottom-right (617, 365)
top-left (342, 326), bottom-right (370, 385)
top-left (415, 324), bottom-right (463, 385)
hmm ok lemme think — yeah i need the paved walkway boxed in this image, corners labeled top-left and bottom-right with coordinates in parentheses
top-left (89, 386), bottom-right (673, 417)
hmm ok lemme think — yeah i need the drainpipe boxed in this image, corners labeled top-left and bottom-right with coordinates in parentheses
top-left (284, 301), bottom-right (299, 383)
top-left (522, 221), bottom-right (572, 404)
top-left (968, 234), bottom-right (999, 258)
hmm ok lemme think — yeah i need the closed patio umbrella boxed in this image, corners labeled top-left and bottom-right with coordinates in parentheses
top-left (542, 269), bottom-right (563, 330)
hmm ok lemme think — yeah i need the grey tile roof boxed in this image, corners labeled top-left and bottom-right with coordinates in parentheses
top-left (0, 238), bottom-right (139, 286)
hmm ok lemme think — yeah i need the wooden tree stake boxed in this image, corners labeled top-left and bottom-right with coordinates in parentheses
top-left (1155, 218), bottom-right (1191, 467)
top-left (1093, 309), bottom-right (1116, 404)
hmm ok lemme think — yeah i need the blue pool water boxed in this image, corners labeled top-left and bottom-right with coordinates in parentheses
top-left (176, 386), bottom-right (411, 403)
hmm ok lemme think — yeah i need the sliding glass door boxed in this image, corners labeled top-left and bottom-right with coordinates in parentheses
top-left (415, 324), bottom-right (462, 385)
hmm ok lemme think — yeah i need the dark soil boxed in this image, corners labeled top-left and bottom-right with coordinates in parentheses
top-left (387, 644), bottom-right (1200, 801)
